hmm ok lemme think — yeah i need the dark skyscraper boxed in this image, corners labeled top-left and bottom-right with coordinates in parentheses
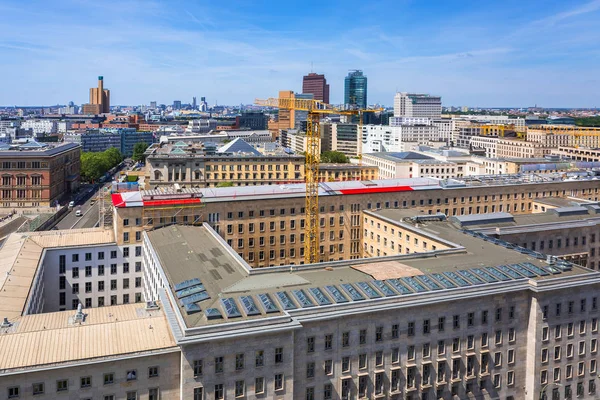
top-left (344, 70), bottom-right (367, 109)
top-left (302, 72), bottom-right (330, 104)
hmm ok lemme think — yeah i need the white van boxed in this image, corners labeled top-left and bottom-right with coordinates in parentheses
top-left (75, 209), bottom-right (82, 217)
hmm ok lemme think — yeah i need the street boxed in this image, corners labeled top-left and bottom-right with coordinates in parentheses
top-left (52, 160), bottom-right (135, 230)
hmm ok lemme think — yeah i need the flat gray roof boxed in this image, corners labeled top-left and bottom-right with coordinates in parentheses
top-left (148, 219), bottom-right (595, 330)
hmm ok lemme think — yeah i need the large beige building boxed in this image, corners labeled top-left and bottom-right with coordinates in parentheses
top-left (528, 126), bottom-right (600, 148)
top-left (4, 198), bottom-right (600, 399)
top-left (146, 140), bottom-right (305, 188)
top-left (113, 175), bottom-right (600, 268)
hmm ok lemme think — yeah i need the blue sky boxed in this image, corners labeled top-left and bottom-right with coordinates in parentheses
top-left (1, 0), bottom-right (600, 107)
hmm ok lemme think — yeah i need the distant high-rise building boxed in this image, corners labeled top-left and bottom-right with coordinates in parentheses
top-left (150, 101), bottom-right (157, 109)
top-left (173, 101), bottom-right (182, 110)
top-left (302, 72), bottom-right (330, 104)
top-left (393, 92), bottom-right (442, 118)
top-left (344, 70), bottom-right (367, 109)
top-left (192, 97), bottom-right (197, 109)
top-left (82, 76), bottom-right (110, 115)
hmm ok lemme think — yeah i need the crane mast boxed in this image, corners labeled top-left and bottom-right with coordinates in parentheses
top-left (255, 97), bottom-right (380, 264)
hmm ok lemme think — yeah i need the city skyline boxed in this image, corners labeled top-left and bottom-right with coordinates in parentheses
top-left (1, 0), bottom-right (599, 107)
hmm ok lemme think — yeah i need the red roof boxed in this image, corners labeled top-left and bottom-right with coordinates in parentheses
top-left (338, 185), bottom-right (414, 195)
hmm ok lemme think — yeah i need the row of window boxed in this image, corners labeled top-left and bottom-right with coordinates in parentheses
top-left (541, 320), bottom-right (599, 341)
top-left (192, 374), bottom-right (284, 400)
top-left (7, 368), bottom-right (159, 398)
top-left (61, 277), bottom-right (143, 292)
top-left (226, 216), bottom-right (346, 234)
top-left (59, 293), bottom-right (143, 308)
top-left (61, 262), bottom-right (142, 278)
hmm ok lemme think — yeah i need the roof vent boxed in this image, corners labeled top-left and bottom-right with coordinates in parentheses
top-left (1, 317), bottom-right (11, 328)
top-left (145, 301), bottom-right (160, 310)
top-left (546, 255), bottom-right (556, 265)
top-left (74, 303), bottom-right (85, 323)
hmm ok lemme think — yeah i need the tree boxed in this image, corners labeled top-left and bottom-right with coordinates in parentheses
top-left (216, 182), bottom-right (234, 187)
top-left (79, 148), bottom-right (124, 182)
top-left (105, 147), bottom-right (123, 166)
top-left (132, 142), bottom-right (149, 163)
top-left (320, 151), bottom-right (349, 163)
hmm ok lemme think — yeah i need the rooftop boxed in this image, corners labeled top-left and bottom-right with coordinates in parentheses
top-left (0, 141), bottom-right (79, 157)
top-left (148, 220), bottom-right (595, 334)
top-left (0, 228), bottom-right (115, 319)
top-left (452, 204), bottom-right (600, 235)
top-left (0, 303), bottom-right (176, 373)
top-left (363, 152), bottom-right (435, 162)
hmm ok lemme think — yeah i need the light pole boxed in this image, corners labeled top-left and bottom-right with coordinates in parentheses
top-left (539, 382), bottom-right (563, 400)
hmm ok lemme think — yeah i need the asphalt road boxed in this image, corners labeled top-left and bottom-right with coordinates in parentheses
top-left (54, 181), bottom-right (115, 230)
top-left (52, 162), bottom-right (132, 230)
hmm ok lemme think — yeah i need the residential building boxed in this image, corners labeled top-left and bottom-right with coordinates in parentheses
top-left (82, 76), bottom-right (110, 115)
top-left (393, 92), bottom-right (442, 118)
top-left (0, 141), bottom-right (80, 207)
top-left (344, 70), bottom-right (367, 109)
top-left (302, 72), bottom-right (330, 103)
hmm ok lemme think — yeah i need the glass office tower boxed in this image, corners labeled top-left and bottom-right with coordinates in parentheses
top-left (344, 70), bottom-right (367, 109)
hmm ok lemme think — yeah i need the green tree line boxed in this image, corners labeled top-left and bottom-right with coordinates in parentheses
top-left (80, 147), bottom-right (123, 182)
top-left (575, 117), bottom-right (600, 127)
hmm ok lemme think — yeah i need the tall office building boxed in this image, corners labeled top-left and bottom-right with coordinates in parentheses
top-left (302, 72), bottom-right (330, 104)
top-left (394, 92), bottom-right (442, 118)
top-left (82, 76), bottom-right (110, 114)
top-left (344, 70), bottom-right (367, 109)
top-left (173, 100), bottom-right (182, 110)
top-left (192, 97), bottom-right (197, 109)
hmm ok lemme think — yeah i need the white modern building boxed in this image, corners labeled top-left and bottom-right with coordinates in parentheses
top-left (393, 92), bottom-right (442, 118)
top-left (21, 119), bottom-right (58, 135)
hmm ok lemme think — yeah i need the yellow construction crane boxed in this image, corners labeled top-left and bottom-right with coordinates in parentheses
top-left (255, 96), bottom-right (379, 264)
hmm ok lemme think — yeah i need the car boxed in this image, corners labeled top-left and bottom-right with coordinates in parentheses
top-left (75, 210), bottom-right (82, 217)
top-left (68, 201), bottom-right (75, 208)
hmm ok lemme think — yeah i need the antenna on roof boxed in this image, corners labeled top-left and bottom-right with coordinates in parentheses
top-left (1, 317), bottom-right (11, 328)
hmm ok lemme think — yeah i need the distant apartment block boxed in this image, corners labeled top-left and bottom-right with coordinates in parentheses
top-left (394, 92), bottom-right (442, 118)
